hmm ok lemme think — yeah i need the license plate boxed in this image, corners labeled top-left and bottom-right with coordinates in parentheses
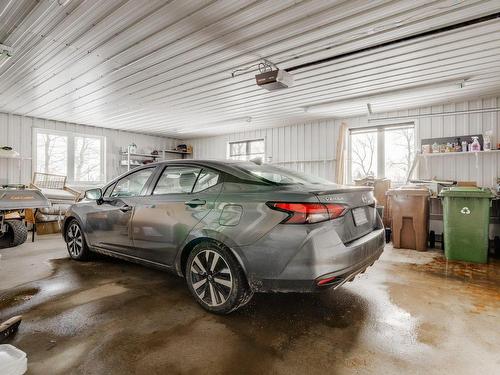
top-left (352, 207), bottom-right (368, 226)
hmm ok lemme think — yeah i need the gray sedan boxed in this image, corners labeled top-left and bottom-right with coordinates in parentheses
top-left (63, 160), bottom-right (385, 314)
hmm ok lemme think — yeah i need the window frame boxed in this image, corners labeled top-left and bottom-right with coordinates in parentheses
top-left (347, 123), bottom-right (416, 184)
top-left (33, 128), bottom-right (106, 185)
top-left (192, 168), bottom-right (221, 193)
top-left (109, 166), bottom-right (156, 198)
top-left (151, 165), bottom-right (222, 196)
top-left (227, 138), bottom-right (265, 161)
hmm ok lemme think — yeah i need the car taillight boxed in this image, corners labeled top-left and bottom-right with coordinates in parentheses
top-left (266, 202), bottom-right (347, 224)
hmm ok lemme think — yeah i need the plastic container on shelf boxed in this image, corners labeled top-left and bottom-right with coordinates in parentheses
top-left (439, 187), bottom-right (494, 263)
top-left (387, 186), bottom-right (431, 251)
top-left (0, 344), bottom-right (27, 375)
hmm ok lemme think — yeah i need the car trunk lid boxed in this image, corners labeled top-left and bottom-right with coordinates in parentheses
top-left (311, 186), bottom-right (378, 244)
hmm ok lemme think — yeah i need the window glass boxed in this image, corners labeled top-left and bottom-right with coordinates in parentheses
top-left (350, 130), bottom-right (378, 181)
top-left (349, 124), bottom-right (414, 184)
top-left (193, 169), bottom-right (220, 192)
top-left (36, 133), bottom-right (68, 175)
top-left (238, 163), bottom-right (334, 185)
top-left (111, 168), bottom-right (154, 197)
top-left (384, 127), bottom-right (415, 185)
top-left (74, 136), bottom-right (102, 182)
top-left (248, 140), bottom-right (264, 155)
top-left (153, 166), bottom-right (201, 194)
top-left (35, 129), bottom-right (105, 184)
top-left (229, 139), bottom-right (264, 161)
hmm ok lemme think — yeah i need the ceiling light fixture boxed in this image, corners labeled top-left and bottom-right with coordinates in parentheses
top-left (0, 43), bottom-right (13, 58)
top-left (304, 79), bottom-right (467, 114)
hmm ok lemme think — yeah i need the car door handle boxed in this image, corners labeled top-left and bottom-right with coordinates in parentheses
top-left (119, 205), bottom-right (133, 212)
top-left (185, 199), bottom-right (206, 207)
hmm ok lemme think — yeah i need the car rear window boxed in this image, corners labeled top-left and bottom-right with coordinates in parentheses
top-left (236, 163), bottom-right (335, 185)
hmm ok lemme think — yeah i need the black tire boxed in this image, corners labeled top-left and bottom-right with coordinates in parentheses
top-left (0, 220), bottom-right (28, 248)
top-left (185, 240), bottom-right (253, 314)
top-left (494, 236), bottom-right (500, 258)
top-left (385, 228), bottom-right (392, 244)
top-left (64, 219), bottom-right (91, 261)
top-left (429, 230), bottom-right (436, 248)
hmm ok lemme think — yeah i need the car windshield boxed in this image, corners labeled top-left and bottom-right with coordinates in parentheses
top-left (237, 163), bottom-right (335, 185)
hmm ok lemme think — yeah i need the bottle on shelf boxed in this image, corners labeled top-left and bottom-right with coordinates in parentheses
top-left (470, 136), bottom-right (481, 152)
top-left (483, 131), bottom-right (492, 151)
top-left (461, 140), bottom-right (468, 152)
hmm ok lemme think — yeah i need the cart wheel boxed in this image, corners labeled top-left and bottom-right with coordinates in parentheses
top-left (0, 220), bottom-right (28, 248)
top-left (385, 228), bottom-right (392, 244)
top-left (429, 231), bottom-right (436, 248)
top-left (493, 236), bottom-right (500, 259)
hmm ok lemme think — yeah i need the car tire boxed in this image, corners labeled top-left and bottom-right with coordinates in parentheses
top-left (65, 219), bottom-right (91, 261)
top-left (185, 240), bottom-right (253, 314)
top-left (0, 220), bottom-right (28, 248)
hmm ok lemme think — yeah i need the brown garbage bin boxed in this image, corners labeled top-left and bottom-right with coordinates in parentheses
top-left (387, 186), bottom-right (430, 251)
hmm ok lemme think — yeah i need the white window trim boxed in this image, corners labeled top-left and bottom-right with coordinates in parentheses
top-left (227, 138), bottom-right (265, 160)
top-left (347, 122), bottom-right (415, 184)
top-left (33, 128), bottom-right (106, 185)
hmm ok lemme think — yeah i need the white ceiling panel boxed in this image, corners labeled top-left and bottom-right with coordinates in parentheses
top-left (1, 0), bottom-right (500, 137)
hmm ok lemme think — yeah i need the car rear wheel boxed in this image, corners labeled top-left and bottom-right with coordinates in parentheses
top-left (186, 241), bottom-right (253, 314)
top-left (0, 220), bottom-right (28, 248)
top-left (65, 219), bottom-right (91, 261)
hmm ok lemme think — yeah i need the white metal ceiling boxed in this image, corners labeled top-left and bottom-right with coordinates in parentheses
top-left (1, 0), bottom-right (500, 137)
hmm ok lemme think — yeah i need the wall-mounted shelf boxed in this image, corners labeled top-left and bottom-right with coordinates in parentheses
top-left (121, 148), bottom-right (162, 171)
top-left (120, 147), bottom-right (192, 171)
top-left (121, 152), bottom-right (162, 159)
top-left (162, 150), bottom-right (191, 159)
top-left (414, 149), bottom-right (500, 182)
top-left (419, 150), bottom-right (500, 158)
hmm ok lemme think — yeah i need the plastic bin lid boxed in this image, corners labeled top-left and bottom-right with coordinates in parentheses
top-left (386, 185), bottom-right (431, 196)
top-left (439, 187), bottom-right (494, 198)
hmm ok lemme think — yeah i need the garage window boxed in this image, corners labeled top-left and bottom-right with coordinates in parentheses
top-left (34, 129), bottom-right (105, 184)
top-left (228, 139), bottom-right (264, 161)
top-left (349, 124), bottom-right (415, 184)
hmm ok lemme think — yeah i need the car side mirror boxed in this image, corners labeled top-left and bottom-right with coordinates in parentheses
top-left (85, 188), bottom-right (103, 204)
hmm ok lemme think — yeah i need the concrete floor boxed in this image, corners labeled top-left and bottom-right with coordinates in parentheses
top-left (1, 235), bottom-right (499, 375)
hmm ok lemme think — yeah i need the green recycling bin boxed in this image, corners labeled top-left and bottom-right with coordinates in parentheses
top-left (439, 187), bottom-right (494, 263)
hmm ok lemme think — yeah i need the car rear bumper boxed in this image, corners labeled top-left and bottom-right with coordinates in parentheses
top-left (241, 217), bottom-right (385, 293)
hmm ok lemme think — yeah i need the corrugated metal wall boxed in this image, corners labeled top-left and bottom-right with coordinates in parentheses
top-left (190, 96), bottom-right (500, 187)
top-left (0, 112), bottom-right (180, 186)
top-left (371, 96), bottom-right (500, 187)
top-left (191, 118), bottom-right (343, 182)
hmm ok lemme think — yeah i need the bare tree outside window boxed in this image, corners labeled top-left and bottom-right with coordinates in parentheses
top-left (36, 134), bottom-right (68, 175)
top-left (229, 139), bottom-right (264, 161)
top-left (35, 130), bottom-right (104, 183)
top-left (75, 136), bottom-right (102, 182)
top-left (385, 127), bottom-right (415, 184)
top-left (351, 131), bottom-right (377, 180)
top-left (349, 125), bottom-right (414, 185)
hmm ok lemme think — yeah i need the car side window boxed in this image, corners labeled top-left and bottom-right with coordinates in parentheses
top-left (153, 166), bottom-right (201, 195)
top-left (193, 169), bottom-right (220, 193)
top-left (110, 168), bottom-right (154, 198)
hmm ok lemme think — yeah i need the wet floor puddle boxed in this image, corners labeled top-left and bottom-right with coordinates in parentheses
top-left (395, 253), bottom-right (500, 313)
top-left (0, 287), bottom-right (40, 310)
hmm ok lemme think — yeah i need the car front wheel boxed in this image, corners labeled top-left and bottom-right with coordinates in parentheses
top-left (65, 219), bottom-right (91, 261)
top-left (186, 241), bottom-right (252, 314)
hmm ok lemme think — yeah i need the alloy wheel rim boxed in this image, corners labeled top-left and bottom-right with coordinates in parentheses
top-left (190, 249), bottom-right (233, 307)
top-left (67, 223), bottom-right (83, 257)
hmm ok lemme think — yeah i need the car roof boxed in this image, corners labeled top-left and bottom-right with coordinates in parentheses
top-left (104, 159), bottom-right (260, 189)
top-left (159, 159), bottom-right (265, 180)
